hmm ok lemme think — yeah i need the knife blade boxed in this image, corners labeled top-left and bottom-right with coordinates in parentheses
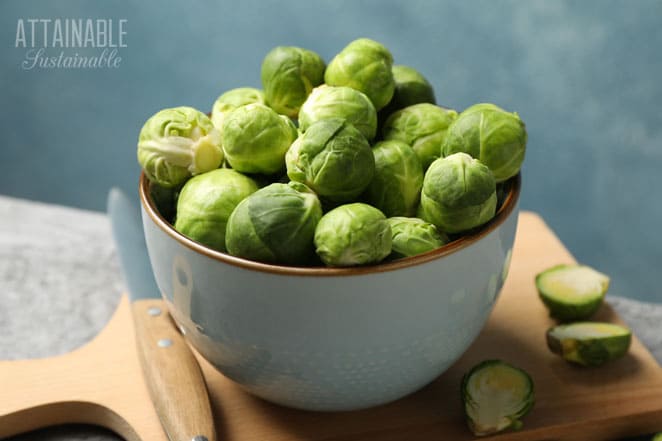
top-left (107, 187), bottom-right (216, 441)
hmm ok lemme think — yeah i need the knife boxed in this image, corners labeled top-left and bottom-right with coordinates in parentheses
top-left (107, 187), bottom-right (216, 441)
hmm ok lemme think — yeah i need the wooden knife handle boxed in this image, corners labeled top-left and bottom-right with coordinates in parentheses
top-left (131, 298), bottom-right (216, 441)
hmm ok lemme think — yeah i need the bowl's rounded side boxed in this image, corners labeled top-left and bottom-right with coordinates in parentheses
top-left (139, 175), bottom-right (520, 411)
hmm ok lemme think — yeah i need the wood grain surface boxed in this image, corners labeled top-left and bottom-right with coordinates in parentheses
top-left (1, 211), bottom-right (661, 440)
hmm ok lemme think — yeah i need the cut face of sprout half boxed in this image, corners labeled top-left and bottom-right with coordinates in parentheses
top-left (546, 322), bottom-right (632, 367)
top-left (535, 264), bottom-right (609, 321)
top-left (461, 360), bottom-right (534, 436)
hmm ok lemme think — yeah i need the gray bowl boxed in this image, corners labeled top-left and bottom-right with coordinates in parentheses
top-left (139, 173), bottom-right (521, 411)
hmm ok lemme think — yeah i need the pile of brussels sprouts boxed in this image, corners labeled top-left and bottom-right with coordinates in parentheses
top-left (137, 38), bottom-right (527, 267)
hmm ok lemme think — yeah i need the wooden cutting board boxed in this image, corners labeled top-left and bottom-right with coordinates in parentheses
top-left (1, 211), bottom-right (661, 440)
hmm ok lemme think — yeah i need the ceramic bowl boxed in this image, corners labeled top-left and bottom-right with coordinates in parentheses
top-left (139, 173), bottom-right (521, 411)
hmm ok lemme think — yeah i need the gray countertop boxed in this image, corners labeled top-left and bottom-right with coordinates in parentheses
top-left (1, 194), bottom-right (660, 441)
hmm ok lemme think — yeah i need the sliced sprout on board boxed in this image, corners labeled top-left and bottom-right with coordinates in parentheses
top-left (546, 322), bottom-right (632, 367)
top-left (462, 360), bottom-right (534, 436)
top-left (535, 264), bottom-right (610, 321)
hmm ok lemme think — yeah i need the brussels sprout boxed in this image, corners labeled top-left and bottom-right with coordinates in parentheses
top-left (174, 169), bottom-right (258, 252)
top-left (536, 264), bottom-right (609, 321)
top-left (211, 87), bottom-right (265, 129)
top-left (314, 203), bottom-right (391, 267)
top-left (298, 85), bottom-right (378, 140)
top-left (261, 46), bottom-right (326, 118)
top-left (387, 217), bottom-right (448, 258)
top-left (653, 433), bottom-right (662, 441)
top-left (363, 140), bottom-right (423, 217)
top-left (221, 103), bottom-right (298, 175)
top-left (462, 360), bottom-right (534, 436)
top-left (325, 38), bottom-right (395, 111)
top-left (546, 322), bottom-right (632, 367)
top-left (137, 106), bottom-right (223, 188)
top-left (420, 152), bottom-right (497, 234)
top-left (286, 118), bottom-right (375, 203)
top-left (148, 181), bottom-right (179, 223)
top-left (225, 182), bottom-right (322, 265)
top-left (382, 103), bottom-right (458, 170)
top-left (442, 103), bottom-right (527, 182)
top-left (380, 64), bottom-right (436, 118)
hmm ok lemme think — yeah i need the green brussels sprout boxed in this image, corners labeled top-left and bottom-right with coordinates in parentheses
top-left (225, 181), bottom-right (322, 265)
top-left (221, 103), bottom-right (298, 175)
top-left (380, 64), bottom-right (436, 118)
top-left (314, 203), bottom-right (391, 267)
top-left (546, 322), bottom-right (632, 367)
top-left (420, 152), bottom-right (497, 234)
top-left (174, 169), bottom-right (258, 252)
top-left (442, 103), bottom-right (527, 182)
top-left (286, 118), bottom-right (375, 203)
top-left (324, 38), bottom-right (395, 111)
top-left (535, 264), bottom-right (609, 321)
top-left (363, 140), bottom-right (423, 217)
top-left (261, 46), bottom-right (326, 118)
top-left (462, 360), bottom-right (534, 436)
top-left (148, 181), bottom-right (179, 223)
top-left (387, 217), bottom-right (448, 258)
top-left (653, 433), bottom-right (662, 441)
top-left (211, 87), bottom-right (265, 129)
top-left (298, 85), bottom-right (378, 140)
top-left (382, 103), bottom-right (458, 170)
top-left (137, 106), bottom-right (223, 188)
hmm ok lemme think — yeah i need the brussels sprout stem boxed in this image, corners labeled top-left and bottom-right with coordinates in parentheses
top-left (190, 130), bottom-right (223, 174)
top-left (139, 128), bottom-right (222, 175)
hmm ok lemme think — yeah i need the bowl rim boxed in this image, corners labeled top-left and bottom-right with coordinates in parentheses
top-left (139, 172), bottom-right (521, 277)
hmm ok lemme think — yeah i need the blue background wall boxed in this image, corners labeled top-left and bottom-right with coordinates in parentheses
top-left (1, 0), bottom-right (661, 303)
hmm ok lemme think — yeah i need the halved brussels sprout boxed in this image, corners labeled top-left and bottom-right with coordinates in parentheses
top-left (286, 118), bottom-right (375, 203)
top-left (387, 217), bottom-right (448, 258)
top-left (174, 169), bottom-right (258, 252)
top-left (137, 106), bottom-right (223, 188)
top-left (546, 322), bottom-right (632, 367)
top-left (442, 103), bottom-right (527, 182)
top-left (261, 46), bottom-right (326, 118)
top-left (225, 181), bottom-right (322, 265)
top-left (536, 264), bottom-right (609, 321)
top-left (314, 203), bottom-right (391, 267)
top-left (420, 152), bottom-right (497, 234)
top-left (221, 103), bottom-right (298, 175)
top-left (210, 87), bottom-right (265, 130)
top-left (298, 85), bottom-right (378, 140)
top-left (363, 140), bottom-right (423, 217)
top-left (380, 64), bottom-right (436, 118)
top-left (462, 360), bottom-right (535, 436)
top-left (382, 103), bottom-right (458, 170)
top-left (324, 38), bottom-right (395, 111)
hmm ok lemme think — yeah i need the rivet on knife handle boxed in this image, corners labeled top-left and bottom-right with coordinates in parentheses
top-left (131, 298), bottom-right (216, 441)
